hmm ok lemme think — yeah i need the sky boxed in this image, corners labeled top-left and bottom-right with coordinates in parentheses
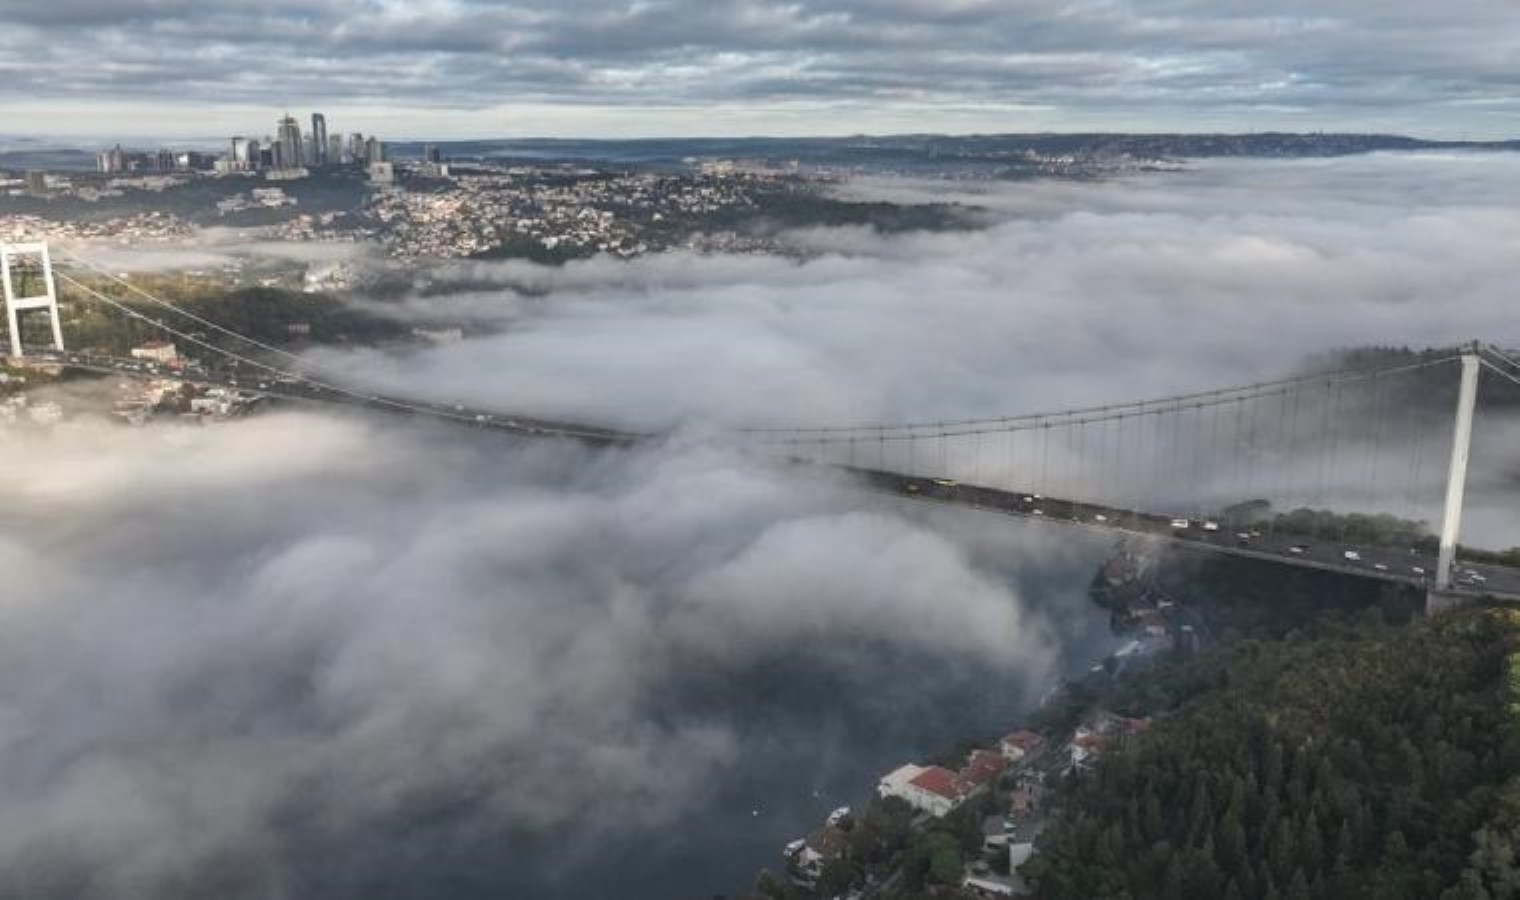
top-left (0, 0), bottom-right (1517, 139)
top-left (5, 153), bottom-right (1520, 897)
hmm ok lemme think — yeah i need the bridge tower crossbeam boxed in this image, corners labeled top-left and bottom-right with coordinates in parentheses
top-left (1, 242), bottom-right (64, 357)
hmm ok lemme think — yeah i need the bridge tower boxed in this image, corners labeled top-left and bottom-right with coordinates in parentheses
top-left (1, 242), bottom-right (64, 357)
top-left (1432, 342), bottom-right (1482, 602)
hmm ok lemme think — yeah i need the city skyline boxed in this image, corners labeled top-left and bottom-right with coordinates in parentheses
top-left (0, 1), bottom-right (1516, 140)
top-left (91, 110), bottom-right (384, 174)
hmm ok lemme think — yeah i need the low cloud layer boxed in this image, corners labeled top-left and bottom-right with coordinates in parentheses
top-left (318, 153), bottom-right (1520, 541)
top-left (0, 414), bottom-right (1073, 897)
top-left (336, 157), bottom-right (1513, 404)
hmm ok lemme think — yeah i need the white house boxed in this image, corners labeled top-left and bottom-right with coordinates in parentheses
top-left (878, 763), bottom-right (965, 818)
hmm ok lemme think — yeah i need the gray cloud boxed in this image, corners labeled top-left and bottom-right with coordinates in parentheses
top-left (0, 0), bottom-right (1516, 136)
top-left (0, 412), bottom-right (1071, 897)
top-left (5, 154), bottom-right (1520, 897)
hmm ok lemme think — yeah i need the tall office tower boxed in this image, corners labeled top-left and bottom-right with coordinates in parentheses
top-left (25, 171), bottom-right (47, 195)
top-left (328, 134), bottom-right (344, 166)
top-left (277, 114), bottom-right (303, 169)
top-left (347, 132), bottom-right (365, 164)
top-left (364, 136), bottom-right (385, 164)
top-left (97, 144), bottom-right (126, 174)
top-left (311, 113), bottom-right (328, 166)
top-left (247, 138), bottom-right (261, 170)
top-left (231, 136), bottom-right (252, 167)
top-left (424, 144), bottom-right (441, 164)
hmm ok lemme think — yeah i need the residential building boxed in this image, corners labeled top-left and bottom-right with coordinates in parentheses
top-left (877, 763), bottom-right (964, 818)
top-left (783, 827), bottom-right (849, 887)
top-left (999, 730), bottom-right (1046, 762)
top-left (130, 340), bottom-right (179, 365)
top-left (960, 749), bottom-right (1009, 791)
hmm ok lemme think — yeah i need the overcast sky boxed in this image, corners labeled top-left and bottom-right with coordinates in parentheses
top-left (0, 0), bottom-right (1517, 139)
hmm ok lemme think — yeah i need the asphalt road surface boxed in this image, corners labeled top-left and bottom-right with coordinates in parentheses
top-left (850, 466), bottom-right (1520, 603)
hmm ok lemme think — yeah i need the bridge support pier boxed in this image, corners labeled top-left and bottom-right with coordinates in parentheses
top-left (1, 242), bottom-right (64, 357)
top-left (1425, 589), bottom-right (1475, 617)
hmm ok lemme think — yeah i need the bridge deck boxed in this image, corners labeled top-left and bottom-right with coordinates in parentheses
top-left (17, 350), bottom-right (1520, 602)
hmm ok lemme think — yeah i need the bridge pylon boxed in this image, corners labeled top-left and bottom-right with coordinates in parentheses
top-left (1434, 342), bottom-right (1482, 594)
top-left (1, 241), bottom-right (64, 358)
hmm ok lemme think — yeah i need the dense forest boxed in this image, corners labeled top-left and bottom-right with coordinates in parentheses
top-left (44, 279), bottom-right (408, 357)
top-left (1024, 607), bottom-right (1520, 899)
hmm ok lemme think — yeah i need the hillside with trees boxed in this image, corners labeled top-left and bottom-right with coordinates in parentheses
top-left (1023, 606), bottom-right (1520, 900)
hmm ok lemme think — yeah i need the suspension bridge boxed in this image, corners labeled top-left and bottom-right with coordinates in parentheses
top-left (5, 240), bottom-right (1520, 610)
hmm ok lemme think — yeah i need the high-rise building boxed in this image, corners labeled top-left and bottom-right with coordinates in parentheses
top-left (328, 134), bottom-right (343, 166)
top-left (310, 113), bottom-right (328, 166)
top-left (347, 133), bottom-right (365, 164)
top-left (276, 114), bottom-right (303, 169)
top-left (97, 144), bottom-right (126, 174)
top-left (231, 136), bottom-right (253, 169)
top-left (364, 136), bottom-right (385, 164)
top-left (424, 144), bottom-right (442, 164)
top-left (25, 171), bottom-right (47, 195)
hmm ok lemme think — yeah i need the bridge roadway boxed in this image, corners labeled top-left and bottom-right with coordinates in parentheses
top-left (19, 350), bottom-right (645, 446)
top-left (19, 351), bottom-right (1520, 602)
top-left (846, 467), bottom-right (1520, 603)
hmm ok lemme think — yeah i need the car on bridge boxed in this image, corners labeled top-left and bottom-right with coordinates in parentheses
top-left (1343, 550), bottom-right (1361, 562)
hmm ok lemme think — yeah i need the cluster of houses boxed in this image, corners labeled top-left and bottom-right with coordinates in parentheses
top-left (877, 746), bottom-right (1010, 819)
top-left (779, 710), bottom-right (1155, 896)
top-left (782, 806), bottom-right (855, 888)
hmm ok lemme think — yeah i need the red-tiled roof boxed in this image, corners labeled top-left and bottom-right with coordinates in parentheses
top-left (908, 766), bottom-right (961, 800)
top-left (961, 749), bottom-right (1008, 785)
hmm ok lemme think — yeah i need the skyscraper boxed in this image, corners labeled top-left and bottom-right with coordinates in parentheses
top-left (97, 144), bottom-right (126, 174)
top-left (311, 113), bottom-right (328, 166)
top-left (328, 134), bottom-right (343, 166)
top-left (347, 133), bottom-right (365, 164)
top-left (364, 136), bottom-right (385, 164)
top-left (276, 114), bottom-right (303, 169)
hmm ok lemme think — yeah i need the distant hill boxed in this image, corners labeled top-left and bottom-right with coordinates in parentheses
top-left (380, 132), bottom-right (1520, 167)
